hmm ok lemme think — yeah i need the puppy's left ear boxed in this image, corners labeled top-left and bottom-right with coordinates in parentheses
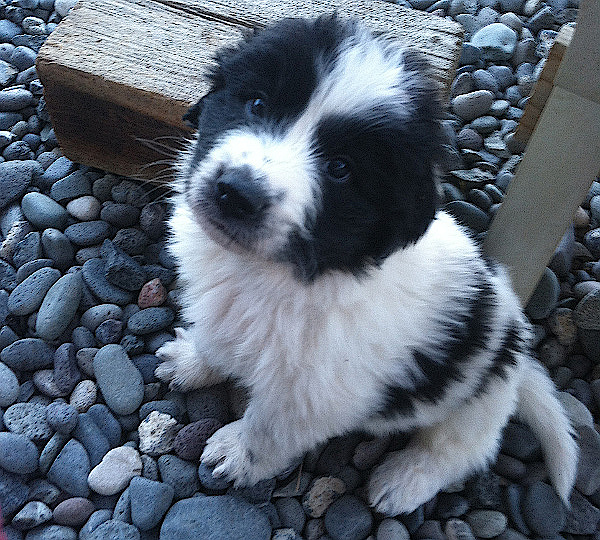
top-left (183, 96), bottom-right (207, 128)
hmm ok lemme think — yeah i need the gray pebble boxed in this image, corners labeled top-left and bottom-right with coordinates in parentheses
top-left (0, 87), bottom-right (34, 112)
top-left (79, 509), bottom-right (113, 540)
top-left (23, 524), bottom-right (77, 540)
top-left (0, 60), bottom-right (17, 86)
top-left (377, 518), bottom-right (410, 540)
top-left (525, 267), bottom-right (559, 320)
top-left (445, 519), bottom-right (476, 540)
top-left (38, 155), bottom-right (76, 188)
top-left (526, 5), bottom-right (556, 34)
top-left (1, 337), bottom-right (54, 370)
top-left (0, 259), bottom-right (17, 291)
top-left (230, 478), bottom-right (276, 505)
top-left (112, 486), bottom-right (131, 521)
top-left (11, 500), bottom-right (52, 530)
top-left (129, 476), bottom-right (174, 531)
top-left (33, 369), bottom-right (69, 398)
top-left (12, 230), bottom-right (42, 267)
top-left (46, 401), bottom-right (79, 434)
top-left (157, 454), bottom-right (200, 499)
top-left (466, 509), bottom-right (507, 538)
top-left (160, 495), bottom-right (271, 540)
top-left (50, 170), bottom-right (92, 203)
top-left (101, 239), bottom-right (146, 291)
top-left (41, 229), bottom-right (75, 272)
top-left (185, 384), bottom-right (230, 423)
top-left (93, 344), bottom-right (144, 415)
top-left (21, 191), bottom-right (70, 233)
top-left (53, 497), bottom-right (96, 528)
top-left (88, 403), bottom-right (122, 447)
top-left (92, 174), bottom-right (120, 202)
top-left (112, 227), bottom-right (150, 256)
top-left (64, 220), bottom-right (110, 247)
top-left (0, 468), bottom-right (29, 517)
top-left (127, 307), bottom-right (174, 335)
top-left (15, 257), bottom-right (53, 283)
top-left (81, 303), bottom-right (123, 331)
top-left (452, 90), bottom-right (494, 122)
top-left (69, 379), bottom-right (98, 412)
top-left (36, 272), bottom-right (83, 341)
top-left (100, 202), bottom-right (140, 228)
top-left (445, 200), bottom-right (490, 232)
top-left (575, 425), bottom-right (600, 495)
top-left (0, 360), bottom-right (19, 407)
top-left (9, 45), bottom-right (36, 70)
top-left (73, 412), bottom-right (111, 467)
top-left (471, 23), bottom-right (518, 61)
top-left (522, 481), bottom-right (566, 536)
top-left (3, 401), bottom-right (53, 442)
top-left (111, 180), bottom-right (149, 208)
top-left (85, 519), bottom-right (140, 540)
top-left (95, 318), bottom-right (123, 345)
top-left (82, 258), bottom-right (135, 305)
top-left (73, 326), bottom-right (97, 350)
top-left (47, 438), bottom-right (91, 497)
top-left (563, 488), bottom-right (600, 534)
top-left (324, 494), bottom-right (373, 540)
top-left (0, 431), bottom-right (39, 473)
top-left (197, 462), bottom-right (232, 493)
top-left (274, 497), bottom-right (305, 534)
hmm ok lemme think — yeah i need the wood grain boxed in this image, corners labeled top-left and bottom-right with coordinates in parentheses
top-left (36, 0), bottom-right (462, 178)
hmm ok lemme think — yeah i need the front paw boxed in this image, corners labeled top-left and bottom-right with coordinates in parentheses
top-left (155, 328), bottom-right (222, 391)
top-left (368, 446), bottom-right (444, 516)
top-left (201, 420), bottom-right (273, 487)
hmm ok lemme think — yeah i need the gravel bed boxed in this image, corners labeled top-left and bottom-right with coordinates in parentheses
top-left (0, 0), bottom-right (598, 539)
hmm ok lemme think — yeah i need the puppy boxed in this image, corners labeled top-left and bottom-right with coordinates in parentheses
top-left (156, 15), bottom-right (578, 515)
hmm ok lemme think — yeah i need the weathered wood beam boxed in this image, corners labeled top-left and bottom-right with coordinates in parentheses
top-left (36, 0), bottom-right (463, 180)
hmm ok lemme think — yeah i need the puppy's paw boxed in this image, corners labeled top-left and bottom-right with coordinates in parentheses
top-left (368, 446), bottom-right (445, 516)
top-left (201, 420), bottom-right (257, 486)
top-left (155, 327), bottom-right (219, 391)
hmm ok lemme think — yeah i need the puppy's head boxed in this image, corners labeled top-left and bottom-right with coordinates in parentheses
top-left (180, 15), bottom-right (443, 281)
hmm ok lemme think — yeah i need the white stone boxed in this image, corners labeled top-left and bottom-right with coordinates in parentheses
top-left (88, 446), bottom-right (142, 496)
top-left (54, 0), bottom-right (78, 17)
top-left (138, 411), bottom-right (179, 456)
top-left (66, 195), bottom-right (101, 221)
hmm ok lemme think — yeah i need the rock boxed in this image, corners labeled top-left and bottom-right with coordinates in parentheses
top-left (88, 446), bottom-right (142, 495)
top-left (11, 501), bottom-right (52, 530)
top-left (67, 195), bottom-right (101, 221)
top-left (12, 230), bottom-right (41, 268)
top-left (112, 485), bottom-right (132, 522)
top-left (87, 403), bottom-right (122, 447)
top-left (0, 467), bottom-right (29, 517)
top-left (274, 497), bottom-right (306, 534)
top-left (23, 524), bottom-right (78, 540)
top-left (21, 191), bottom-right (69, 230)
top-left (575, 425), bottom-right (600, 495)
top-left (47, 439), bottom-right (92, 497)
top-left (112, 227), bottom-right (149, 255)
top-left (129, 476), bottom-right (174, 531)
top-left (377, 518), bottom-right (410, 540)
top-left (445, 519), bottom-right (476, 540)
top-left (79, 509), bottom-right (113, 539)
top-left (466, 510), bottom-right (507, 538)
top-left (101, 239), bottom-right (146, 292)
top-left (127, 306), bottom-right (174, 335)
top-left (157, 454), bottom-right (199, 499)
top-left (81, 303), bottom-right (123, 331)
top-left (471, 23), bottom-right (518, 61)
top-left (564, 488), bottom-right (600, 534)
top-left (0, 87), bottom-right (34, 112)
top-left (522, 481), bottom-right (566, 536)
top-left (70, 379), bottom-right (98, 412)
top-left (41, 228), bottom-right (75, 271)
top-left (64, 220), bottom-right (111, 247)
top-left (451, 90), bottom-right (494, 122)
top-left (93, 344), bottom-right (144, 415)
top-left (444, 201), bottom-right (490, 232)
top-left (303, 477), bottom-right (347, 518)
top-left (139, 399), bottom-right (183, 422)
top-left (0, 431), bottom-right (39, 474)
top-left (53, 497), bottom-right (96, 528)
top-left (557, 391), bottom-right (593, 427)
top-left (324, 494), bottom-right (373, 540)
top-left (85, 520), bottom-right (140, 540)
top-left (3, 401), bottom-right (53, 442)
top-left (526, 5), bottom-right (556, 34)
top-left (139, 202), bottom-right (167, 239)
top-left (160, 495), bottom-right (271, 540)
top-left (0, 361), bottom-right (19, 407)
top-left (33, 369), bottom-right (69, 398)
top-left (95, 319), bottom-right (123, 345)
top-left (50, 170), bottom-right (92, 203)
top-left (352, 437), bottom-right (389, 470)
top-left (7, 266), bottom-right (60, 315)
top-left (73, 412), bottom-right (111, 468)
top-left (230, 478), bottom-right (276, 505)
top-left (525, 267), bottom-right (559, 320)
top-left (138, 278), bottom-right (167, 308)
top-left (197, 462), bottom-right (233, 493)
top-left (138, 410), bottom-right (179, 456)
top-left (100, 202), bottom-right (140, 228)
top-left (46, 401), bottom-right (79, 435)
top-left (36, 272), bottom-right (83, 341)
top-left (82, 258), bottom-right (135, 305)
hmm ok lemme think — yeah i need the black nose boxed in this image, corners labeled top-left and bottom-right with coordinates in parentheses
top-left (215, 167), bottom-right (268, 220)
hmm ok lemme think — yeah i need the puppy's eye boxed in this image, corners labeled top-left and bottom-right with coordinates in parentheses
top-left (246, 97), bottom-right (267, 117)
top-left (326, 158), bottom-right (352, 183)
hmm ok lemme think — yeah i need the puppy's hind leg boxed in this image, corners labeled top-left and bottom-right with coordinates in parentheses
top-left (369, 375), bottom-right (520, 516)
top-left (155, 327), bottom-right (225, 391)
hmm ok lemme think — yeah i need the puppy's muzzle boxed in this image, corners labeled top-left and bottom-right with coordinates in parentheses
top-left (215, 167), bottom-right (269, 221)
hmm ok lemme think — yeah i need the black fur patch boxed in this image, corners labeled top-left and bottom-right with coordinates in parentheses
top-left (376, 273), bottom-right (497, 418)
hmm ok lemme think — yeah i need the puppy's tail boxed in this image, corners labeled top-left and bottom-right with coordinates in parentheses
top-left (516, 360), bottom-right (578, 504)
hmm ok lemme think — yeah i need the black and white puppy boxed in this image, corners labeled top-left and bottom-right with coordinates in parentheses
top-left (156, 15), bottom-right (578, 515)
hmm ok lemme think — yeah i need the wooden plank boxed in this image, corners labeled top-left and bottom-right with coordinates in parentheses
top-left (513, 24), bottom-right (573, 145)
top-left (484, 86), bottom-right (600, 303)
top-left (36, 0), bottom-right (463, 179)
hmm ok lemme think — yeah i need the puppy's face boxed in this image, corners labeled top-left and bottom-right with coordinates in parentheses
top-left (181, 16), bottom-right (443, 281)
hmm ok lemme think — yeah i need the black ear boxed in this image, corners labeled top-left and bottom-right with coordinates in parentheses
top-left (183, 97), bottom-right (206, 128)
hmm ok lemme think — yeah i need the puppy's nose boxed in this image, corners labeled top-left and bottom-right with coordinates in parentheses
top-left (215, 167), bottom-right (268, 220)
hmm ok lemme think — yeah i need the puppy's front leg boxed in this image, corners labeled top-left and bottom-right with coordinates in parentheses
top-left (155, 326), bottom-right (226, 391)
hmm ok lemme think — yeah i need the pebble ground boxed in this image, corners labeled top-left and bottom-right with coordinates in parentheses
top-left (0, 0), bottom-right (598, 539)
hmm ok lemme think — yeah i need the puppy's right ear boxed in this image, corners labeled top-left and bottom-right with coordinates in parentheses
top-left (183, 95), bottom-right (208, 128)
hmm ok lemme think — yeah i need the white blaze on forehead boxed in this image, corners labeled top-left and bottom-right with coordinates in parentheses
top-left (289, 31), bottom-right (414, 139)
